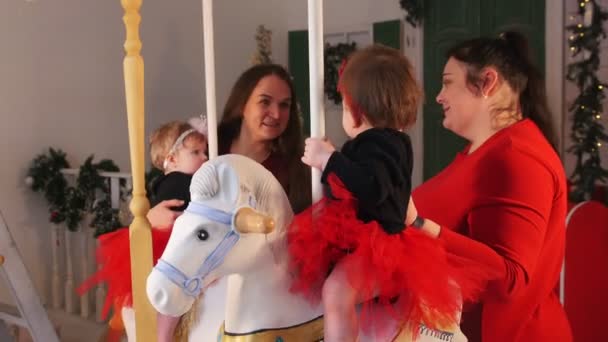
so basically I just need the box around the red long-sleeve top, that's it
[413,119,572,342]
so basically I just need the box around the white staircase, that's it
[0,210,109,342]
[0,210,60,342]
[0,169,132,341]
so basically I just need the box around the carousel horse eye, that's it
[196,228,209,241]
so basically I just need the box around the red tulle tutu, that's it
[287,174,488,334]
[77,227,172,319]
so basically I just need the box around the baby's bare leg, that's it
[323,255,370,342]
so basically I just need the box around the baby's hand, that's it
[301,137,335,170]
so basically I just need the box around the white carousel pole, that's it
[202,0,218,159]
[308,0,326,201]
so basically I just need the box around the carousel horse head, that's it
[146,154,293,317]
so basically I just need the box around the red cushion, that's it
[564,201,608,341]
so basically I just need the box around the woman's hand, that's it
[301,137,336,170]
[147,199,183,229]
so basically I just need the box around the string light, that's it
[568,0,608,203]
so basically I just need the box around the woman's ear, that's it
[480,67,500,98]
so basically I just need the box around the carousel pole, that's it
[120,0,157,340]
[307,0,326,202]
[202,0,218,159]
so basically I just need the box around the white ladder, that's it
[0,210,59,342]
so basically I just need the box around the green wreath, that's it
[324,42,357,105]
[399,0,424,28]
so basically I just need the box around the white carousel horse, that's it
[142,154,466,341]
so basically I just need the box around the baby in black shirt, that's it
[148,118,208,212]
[289,45,459,341]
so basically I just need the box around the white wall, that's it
[0,0,131,306]
[287,0,425,187]
[0,0,288,306]
[214,0,289,112]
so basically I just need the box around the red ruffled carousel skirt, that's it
[287,174,488,335]
[77,227,172,320]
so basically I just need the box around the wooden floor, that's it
[0,302,108,342]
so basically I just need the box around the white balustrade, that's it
[44,169,132,322]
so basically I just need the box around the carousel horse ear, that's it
[190,164,219,200]
[234,207,275,234]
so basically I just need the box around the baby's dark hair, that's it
[338,44,423,130]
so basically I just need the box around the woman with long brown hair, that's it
[148,64,311,224]
[218,63,311,213]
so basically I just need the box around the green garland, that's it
[27,148,126,236]
[324,42,357,105]
[567,0,608,203]
[90,198,124,238]
[399,0,424,28]
[26,148,70,224]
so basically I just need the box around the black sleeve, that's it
[322,140,408,206]
[152,173,192,211]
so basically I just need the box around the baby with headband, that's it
[148,117,208,214]
[79,117,209,342]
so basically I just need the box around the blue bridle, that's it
[153,201,243,297]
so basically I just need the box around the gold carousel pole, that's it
[120,0,157,340]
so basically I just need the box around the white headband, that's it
[162,115,208,170]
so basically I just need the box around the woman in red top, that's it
[410,32,573,341]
